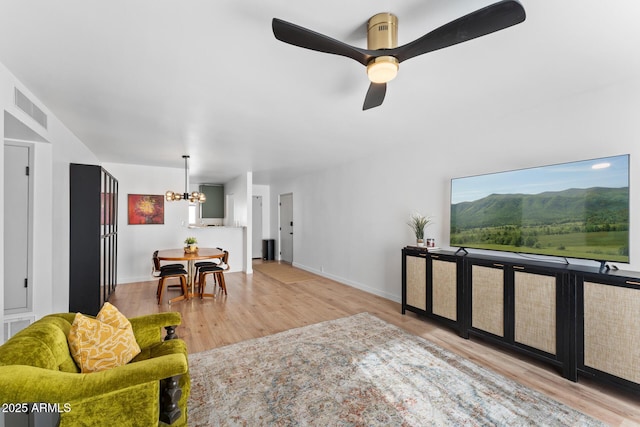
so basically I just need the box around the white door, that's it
[279,193,293,263]
[252,196,263,258]
[4,143,31,312]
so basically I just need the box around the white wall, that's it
[102,162,245,283]
[225,172,252,273]
[1,62,99,342]
[31,143,53,317]
[269,76,640,303]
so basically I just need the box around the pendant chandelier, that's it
[165,155,206,203]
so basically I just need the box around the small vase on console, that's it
[407,212,432,248]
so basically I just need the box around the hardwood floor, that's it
[110,261,640,426]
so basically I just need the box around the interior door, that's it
[252,196,263,258]
[4,143,30,312]
[279,193,293,263]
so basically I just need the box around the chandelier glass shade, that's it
[165,155,206,203]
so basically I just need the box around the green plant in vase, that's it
[184,236,198,253]
[407,212,432,247]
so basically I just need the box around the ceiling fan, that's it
[272,0,526,110]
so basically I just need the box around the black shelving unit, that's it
[69,163,118,315]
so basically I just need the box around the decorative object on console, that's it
[407,212,432,247]
[128,194,164,224]
[184,236,198,253]
[165,155,206,203]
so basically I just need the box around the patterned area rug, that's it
[253,262,315,284]
[188,313,604,426]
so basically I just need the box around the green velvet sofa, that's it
[0,311,190,426]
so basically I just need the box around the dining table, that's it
[157,247,225,298]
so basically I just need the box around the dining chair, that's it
[152,250,185,271]
[152,250,187,294]
[193,247,224,279]
[152,252,189,304]
[197,250,229,298]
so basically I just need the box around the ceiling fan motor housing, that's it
[367,12,398,50]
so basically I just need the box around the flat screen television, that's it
[450,154,630,264]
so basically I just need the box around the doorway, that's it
[4,142,32,313]
[279,193,293,263]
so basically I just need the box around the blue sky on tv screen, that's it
[451,155,629,205]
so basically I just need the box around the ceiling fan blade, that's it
[273,18,374,66]
[363,83,386,110]
[393,0,526,63]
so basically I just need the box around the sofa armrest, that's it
[129,312,182,348]
[0,352,188,404]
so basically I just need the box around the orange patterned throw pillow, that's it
[68,303,141,373]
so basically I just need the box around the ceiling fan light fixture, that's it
[367,56,399,83]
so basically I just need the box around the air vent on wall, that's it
[14,87,47,130]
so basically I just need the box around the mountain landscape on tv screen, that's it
[450,187,629,262]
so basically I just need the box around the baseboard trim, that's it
[292,262,401,303]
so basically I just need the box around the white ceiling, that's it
[0,1,639,184]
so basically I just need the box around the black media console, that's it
[402,246,640,393]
